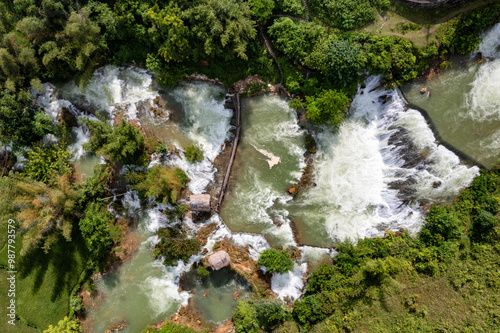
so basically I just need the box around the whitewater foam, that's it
[271,263,307,301]
[296,76,478,242]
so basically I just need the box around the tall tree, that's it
[2,173,78,255]
[183,0,257,60]
[147,3,189,63]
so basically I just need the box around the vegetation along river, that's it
[22,22,500,333]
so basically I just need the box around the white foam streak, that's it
[302,76,478,242]
[477,23,500,59]
[271,263,307,301]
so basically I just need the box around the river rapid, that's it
[26,23,500,332]
[402,23,500,169]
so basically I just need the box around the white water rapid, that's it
[290,76,479,243]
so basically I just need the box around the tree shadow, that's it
[17,226,89,302]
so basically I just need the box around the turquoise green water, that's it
[220,94,307,248]
[183,268,251,324]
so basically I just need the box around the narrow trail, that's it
[258,24,284,85]
[272,14,307,22]
[272,0,310,22]
[215,93,241,212]
[302,0,310,21]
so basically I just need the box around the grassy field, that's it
[363,0,498,46]
[310,241,500,332]
[0,227,88,332]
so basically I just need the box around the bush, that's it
[325,40,360,88]
[257,249,294,274]
[197,264,210,278]
[233,300,259,333]
[83,118,146,165]
[311,0,376,30]
[306,264,340,294]
[70,295,85,315]
[248,0,275,23]
[153,227,202,266]
[142,322,204,333]
[43,316,82,333]
[254,299,290,330]
[305,89,350,128]
[0,89,54,149]
[79,202,114,264]
[420,206,460,246]
[24,143,72,184]
[155,142,169,154]
[474,210,499,240]
[184,145,204,163]
[128,166,189,204]
[292,294,326,328]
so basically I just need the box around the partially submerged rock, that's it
[208,250,231,270]
[189,194,211,212]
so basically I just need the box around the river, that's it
[28,23,500,332]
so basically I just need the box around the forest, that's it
[0,0,500,332]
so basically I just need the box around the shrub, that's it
[197,264,210,278]
[325,40,360,88]
[292,294,326,328]
[43,316,82,333]
[254,299,290,330]
[233,300,259,333]
[79,202,114,264]
[305,89,350,128]
[142,322,203,333]
[257,249,294,274]
[0,89,54,149]
[83,118,146,165]
[153,227,202,266]
[184,145,204,163]
[129,166,189,204]
[248,0,275,23]
[155,142,169,154]
[420,206,460,246]
[474,210,499,240]
[70,295,85,314]
[312,0,376,30]
[24,143,72,184]
[306,264,341,294]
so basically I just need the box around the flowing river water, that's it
[27,23,500,332]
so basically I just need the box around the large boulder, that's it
[208,251,230,270]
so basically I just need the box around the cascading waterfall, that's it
[290,76,479,244]
[58,65,157,121]
[166,82,233,194]
[402,23,500,168]
[31,47,493,328]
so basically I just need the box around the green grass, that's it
[362,0,498,46]
[0,228,88,332]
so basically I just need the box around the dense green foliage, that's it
[305,89,350,128]
[184,144,204,163]
[79,203,114,265]
[43,316,82,333]
[24,143,71,184]
[234,298,290,332]
[83,118,145,165]
[257,248,294,274]
[127,166,188,204]
[325,40,360,88]
[0,89,53,148]
[153,227,202,266]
